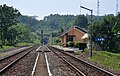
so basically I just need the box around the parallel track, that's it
[0,46,32,61]
[47,46,116,76]
[0,45,37,74]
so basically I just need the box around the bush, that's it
[57,42,63,46]
[0,43,3,48]
[75,42,87,51]
[68,41,75,47]
[55,38,61,44]
[75,42,79,48]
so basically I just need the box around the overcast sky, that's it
[0,0,119,20]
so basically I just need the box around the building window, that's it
[69,36,73,41]
[67,36,73,42]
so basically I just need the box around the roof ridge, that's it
[60,26,87,37]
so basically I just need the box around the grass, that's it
[0,46,15,51]
[88,51,120,71]
[74,50,84,55]
[74,48,88,55]
[16,42,34,46]
[0,42,37,51]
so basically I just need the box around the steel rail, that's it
[0,46,36,74]
[46,46,86,76]
[49,46,116,76]
[0,46,33,61]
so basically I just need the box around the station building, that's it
[59,26,89,46]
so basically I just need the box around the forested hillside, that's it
[19,15,39,32]
[18,14,104,44]
[19,14,104,34]
[0,4,105,47]
[17,13,120,52]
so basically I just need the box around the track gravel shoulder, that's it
[47,52,80,76]
[0,46,31,59]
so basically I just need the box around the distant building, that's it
[60,26,89,46]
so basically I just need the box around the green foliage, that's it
[54,38,61,44]
[75,42,87,50]
[6,25,19,45]
[88,14,120,53]
[19,15,39,32]
[18,14,105,45]
[43,14,76,30]
[16,23,40,44]
[74,15,88,28]
[68,41,75,47]
[57,42,63,46]
[0,4,111,47]
[16,42,33,46]
[0,46,15,51]
[0,4,21,45]
[74,50,83,55]
[89,51,120,71]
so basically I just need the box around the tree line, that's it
[0,4,40,47]
[1,4,119,53]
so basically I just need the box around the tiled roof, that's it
[60,26,87,37]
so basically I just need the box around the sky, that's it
[0,0,120,20]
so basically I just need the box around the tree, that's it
[19,15,39,32]
[16,23,40,44]
[6,25,19,45]
[88,14,120,53]
[74,15,88,28]
[0,4,21,45]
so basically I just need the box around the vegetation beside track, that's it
[0,42,37,51]
[74,50,84,55]
[73,49,120,71]
[88,51,120,71]
[0,46,15,51]
[16,42,34,46]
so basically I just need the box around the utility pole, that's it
[116,0,118,15]
[97,0,100,16]
[51,33,53,45]
[41,30,43,45]
[80,6,93,57]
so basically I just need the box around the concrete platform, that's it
[52,45,79,53]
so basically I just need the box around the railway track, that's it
[32,52,49,76]
[32,45,79,76]
[31,46,51,76]
[0,46,32,60]
[0,45,116,76]
[46,46,81,76]
[47,46,116,76]
[0,45,38,75]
